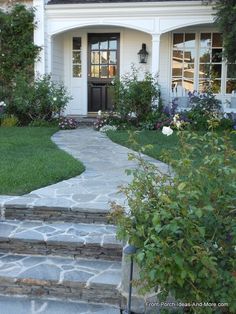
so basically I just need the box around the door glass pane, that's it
[100,65,108,78]
[109,65,117,78]
[109,51,117,64]
[73,65,81,77]
[100,40,108,50]
[91,51,99,64]
[73,51,81,64]
[91,39,99,50]
[100,51,108,64]
[73,37,81,50]
[91,65,100,78]
[109,39,117,49]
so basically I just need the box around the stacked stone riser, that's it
[4,207,110,224]
[0,240,122,261]
[0,279,122,305]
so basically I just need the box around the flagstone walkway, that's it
[0,127,168,212]
[0,127,168,313]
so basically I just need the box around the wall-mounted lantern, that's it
[138,43,148,64]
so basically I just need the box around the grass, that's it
[0,127,85,195]
[107,129,236,162]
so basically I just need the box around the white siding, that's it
[52,34,64,82]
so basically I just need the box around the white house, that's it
[5,0,236,114]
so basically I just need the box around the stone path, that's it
[0,127,167,313]
[0,295,120,314]
[0,128,167,213]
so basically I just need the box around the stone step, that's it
[0,220,122,261]
[0,295,120,314]
[0,253,123,306]
[3,199,111,224]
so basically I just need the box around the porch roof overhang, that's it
[45,0,215,36]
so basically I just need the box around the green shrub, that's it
[187,90,222,130]
[7,74,72,125]
[112,67,161,124]
[0,4,41,103]
[111,130,236,313]
[1,114,19,127]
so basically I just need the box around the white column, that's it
[33,0,45,76]
[46,34,52,74]
[151,34,161,76]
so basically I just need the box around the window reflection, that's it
[72,37,82,78]
[172,33,195,92]
[89,35,118,79]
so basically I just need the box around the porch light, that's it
[138,43,148,64]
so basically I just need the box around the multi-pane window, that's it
[172,31,235,94]
[199,33,223,93]
[72,37,82,77]
[89,35,118,79]
[172,33,196,91]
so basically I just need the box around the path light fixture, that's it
[121,244,137,314]
[138,43,148,64]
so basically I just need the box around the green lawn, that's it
[0,127,84,195]
[107,129,236,162]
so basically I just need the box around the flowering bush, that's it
[94,111,133,131]
[7,75,72,125]
[111,130,236,313]
[59,117,78,130]
[187,90,223,130]
[99,125,117,133]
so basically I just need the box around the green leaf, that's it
[177,182,186,191]
[195,208,203,218]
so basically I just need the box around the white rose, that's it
[97,110,102,116]
[162,126,173,136]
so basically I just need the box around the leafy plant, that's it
[111,130,236,313]
[1,114,19,127]
[112,67,161,124]
[7,74,72,125]
[0,4,41,102]
[203,0,236,63]
[187,90,222,130]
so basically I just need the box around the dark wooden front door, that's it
[88,33,120,112]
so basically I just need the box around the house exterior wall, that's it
[7,1,235,115]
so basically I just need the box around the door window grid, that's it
[172,32,235,94]
[72,37,82,78]
[90,36,118,79]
